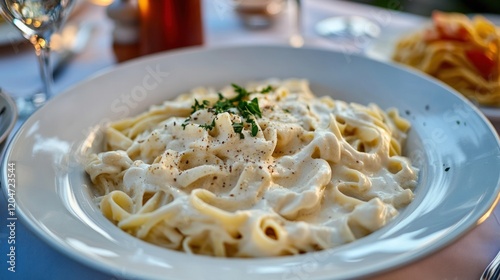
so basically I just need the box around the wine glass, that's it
[0,0,75,117]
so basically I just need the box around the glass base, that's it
[315,15,381,38]
[16,93,47,120]
[315,15,381,53]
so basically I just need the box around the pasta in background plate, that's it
[393,11,500,106]
[85,79,418,257]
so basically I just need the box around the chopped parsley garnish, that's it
[192,99,209,112]
[232,122,244,139]
[260,85,273,94]
[183,84,273,138]
[199,118,216,131]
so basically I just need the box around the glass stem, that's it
[289,0,304,47]
[33,36,52,107]
[295,0,301,35]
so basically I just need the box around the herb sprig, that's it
[182,84,273,138]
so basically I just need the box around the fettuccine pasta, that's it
[393,11,500,106]
[85,79,418,257]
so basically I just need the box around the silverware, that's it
[0,89,17,147]
[481,250,500,280]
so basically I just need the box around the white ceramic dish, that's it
[365,14,500,124]
[2,46,500,280]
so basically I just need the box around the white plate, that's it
[2,45,500,280]
[365,14,500,124]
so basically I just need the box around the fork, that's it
[481,250,500,280]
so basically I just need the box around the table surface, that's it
[0,1,499,279]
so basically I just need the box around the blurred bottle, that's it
[107,0,140,62]
[138,0,204,55]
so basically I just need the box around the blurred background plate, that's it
[365,14,500,61]
[365,14,500,130]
